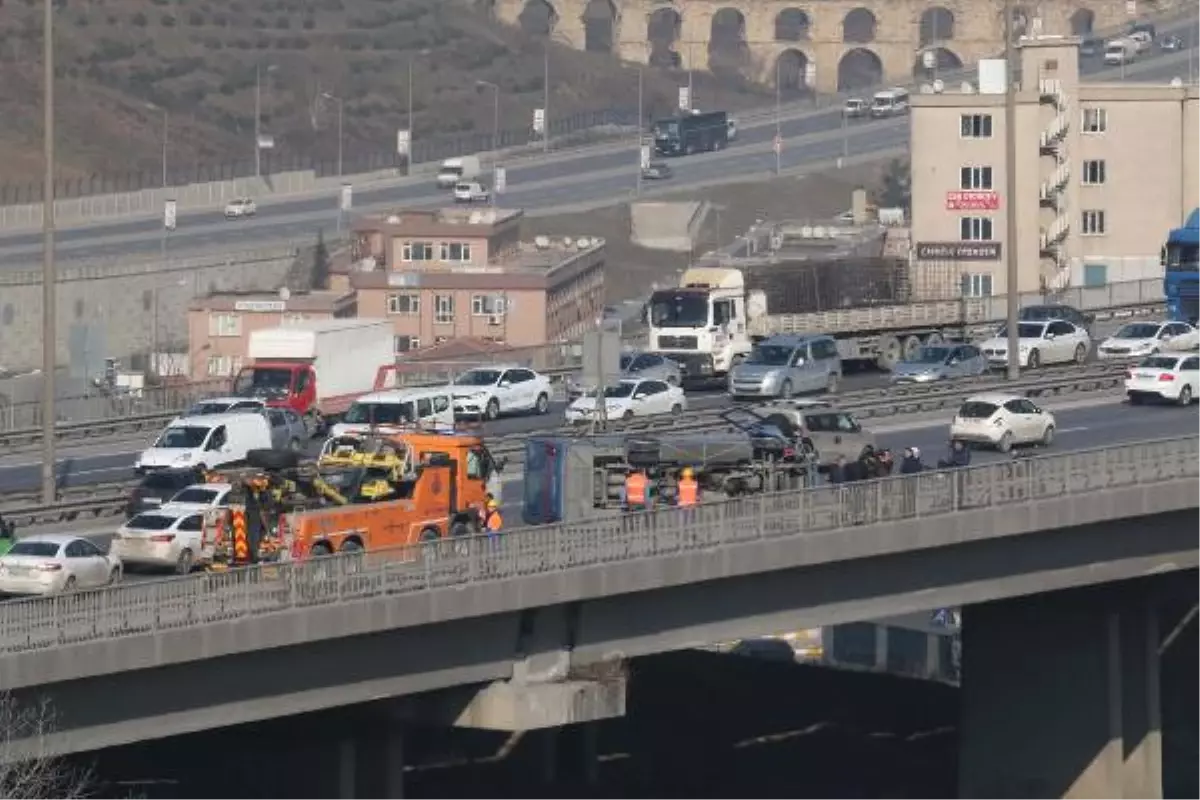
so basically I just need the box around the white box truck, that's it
[232,319,394,429]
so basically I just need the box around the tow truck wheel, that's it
[175,549,195,575]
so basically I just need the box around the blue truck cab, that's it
[1163,208,1199,324]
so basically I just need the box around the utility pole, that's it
[636,67,644,196]
[542,45,550,153]
[254,63,262,178]
[774,58,782,176]
[40,0,56,504]
[160,108,168,188]
[1003,0,1020,381]
[406,57,414,174]
[322,92,344,176]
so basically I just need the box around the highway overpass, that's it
[0,436,1196,798]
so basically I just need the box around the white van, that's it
[870,88,910,118]
[134,413,272,474]
[1104,39,1137,65]
[331,388,456,437]
[436,156,481,189]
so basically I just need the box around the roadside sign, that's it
[532,108,545,135]
[340,184,352,211]
[1125,0,1136,15]
[163,199,177,231]
[639,144,651,169]
[396,129,411,156]
[495,167,507,193]
[773,134,782,154]
[678,86,691,111]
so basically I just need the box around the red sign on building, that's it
[946,191,1001,211]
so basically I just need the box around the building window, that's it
[960,166,994,190]
[206,355,242,377]
[1083,263,1108,287]
[434,336,448,345]
[401,241,434,261]
[1081,209,1107,235]
[1082,107,1107,134]
[961,273,994,297]
[440,242,472,262]
[471,294,507,316]
[434,294,455,324]
[1082,160,1106,185]
[207,313,241,337]
[394,335,420,353]
[960,114,993,138]
[960,216,994,241]
[386,293,420,315]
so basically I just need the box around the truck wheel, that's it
[924,332,943,346]
[876,336,902,371]
[902,335,922,362]
[175,548,195,575]
[484,398,500,421]
[535,393,550,415]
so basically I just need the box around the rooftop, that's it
[188,290,357,314]
[353,207,524,238]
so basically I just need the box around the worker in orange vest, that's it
[677,467,699,507]
[624,470,649,512]
[483,498,503,541]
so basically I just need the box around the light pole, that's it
[40,0,56,504]
[1003,0,1020,380]
[636,67,644,196]
[476,80,500,205]
[146,103,168,187]
[253,63,276,178]
[774,57,782,176]
[542,45,550,153]
[322,92,344,176]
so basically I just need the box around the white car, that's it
[564,378,686,424]
[111,507,212,574]
[1098,321,1198,359]
[949,393,1057,452]
[161,482,233,512]
[449,365,553,421]
[224,197,257,219]
[979,319,1091,369]
[0,534,122,596]
[453,181,490,204]
[1125,353,1200,405]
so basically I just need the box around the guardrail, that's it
[0,435,1194,654]
[0,362,1134,524]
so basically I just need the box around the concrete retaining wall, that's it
[0,248,298,373]
[630,201,707,252]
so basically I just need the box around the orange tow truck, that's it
[203,430,502,566]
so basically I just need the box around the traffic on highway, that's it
[0,19,1194,265]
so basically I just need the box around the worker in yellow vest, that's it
[677,467,699,508]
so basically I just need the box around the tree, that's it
[0,694,92,798]
[877,157,911,212]
[312,228,330,291]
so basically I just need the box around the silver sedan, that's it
[890,344,988,384]
[567,351,683,399]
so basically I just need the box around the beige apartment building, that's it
[349,207,606,353]
[186,290,356,379]
[910,36,1198,298]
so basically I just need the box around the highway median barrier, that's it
[0,362,1136,526]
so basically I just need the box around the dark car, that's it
[1079,37,1102,57]
[641,161,673,180]
[1019,303,1095,333]
[125,468,203,518]
[1160,34,1183,51]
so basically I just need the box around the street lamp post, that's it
[636,67,644,196]
[774,58,782,176]
[40,0,56,504]
[476,80,500,206]
[253,63,276,179]
[322,92,345,176]
[542,46,550,153]
[1003,0,1020,381]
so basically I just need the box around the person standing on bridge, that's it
[482,496,503,542]
[676,467,699,508]
[623,469,649,513]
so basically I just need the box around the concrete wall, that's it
[0,248,299,373]
[630,201,709,252]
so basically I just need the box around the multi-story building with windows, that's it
[910,35,1198,298]
[348,207,606,355]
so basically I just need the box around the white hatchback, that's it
[111,508,212,574]
[0,534,122,596]
[1098,321,1198,359]
[223,197,257,219]
[949,393,1057,452]
[564,378,686,424]
[1125,353,1200,405]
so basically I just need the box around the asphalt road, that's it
[16,395,1193,588]
[0,29,1194,265]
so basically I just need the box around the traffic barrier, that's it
[0,363,1135,524]
[0,435,1194,654]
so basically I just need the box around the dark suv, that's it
[125,468,203,518]
[1019,304,1095,333]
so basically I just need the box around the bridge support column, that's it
[334,726,406,798]
[540,722,600,787]
[959,582,1162,799]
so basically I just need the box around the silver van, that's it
[728,334,842,399]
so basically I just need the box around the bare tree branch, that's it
[0,694,93,799]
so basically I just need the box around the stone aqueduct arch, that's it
[496,0,1127,93]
